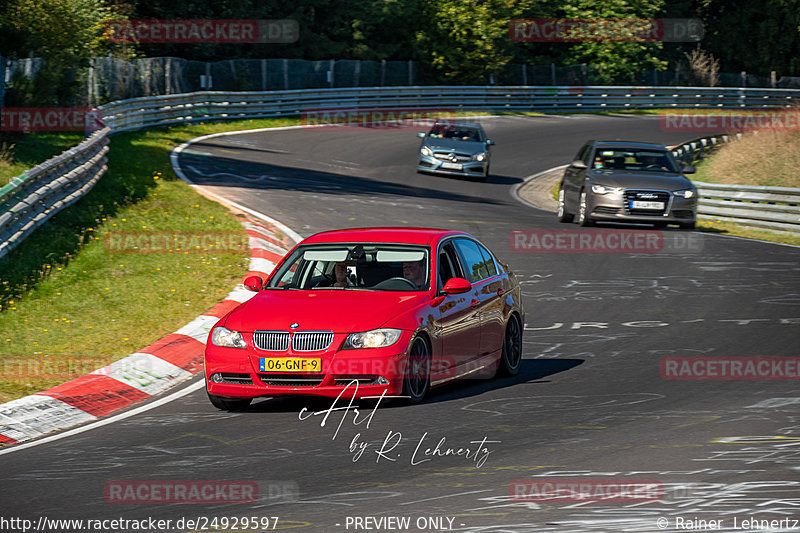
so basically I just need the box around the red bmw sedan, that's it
[205,227,524,410]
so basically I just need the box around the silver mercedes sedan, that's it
[416,121,494,181]
[558,140,698,229]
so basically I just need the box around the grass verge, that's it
[1,133,86,185]
[692,130,800,188]
[697,219,800,246]
[0,117,299,403]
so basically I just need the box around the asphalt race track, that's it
[2,115,799,533]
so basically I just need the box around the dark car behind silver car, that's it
[558,140,698,229]
[417,121,494,180]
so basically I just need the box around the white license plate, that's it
[441,162,462,170]
[630,201,664,210]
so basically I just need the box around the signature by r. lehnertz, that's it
[297,381,500,468]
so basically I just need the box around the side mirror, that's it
[417,132,426,138]
[571,160,587,169]
[442,277,472,295]
[682,165,696,174]
[243,276,263,292]
[486,139,495,146]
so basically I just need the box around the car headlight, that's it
[674,189,695,198]
[591,184,621,195]
[420,146,433,157]
[474,152,487,162]
[343,328,402,349]
[211,326,246,349]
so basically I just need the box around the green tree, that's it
[693,0,800,77]
[414,0,518,84]
[1,0,131,105]
[557,0,668,84]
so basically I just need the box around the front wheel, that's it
[403,337,431,403]
[679,221,696,230]
[499,315,522,377]
[207,392,252,411]
[557,187,574,223]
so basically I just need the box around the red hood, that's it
[223,289,430,333]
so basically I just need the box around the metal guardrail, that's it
[97,86,800,133]
[0,128,110,259]
[670,135,800,233]
[2,85,800,258]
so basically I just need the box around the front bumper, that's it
[587,189,697,224]
[205,332,412,400]
[417,154,487,177]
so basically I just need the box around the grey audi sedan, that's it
[416,121,494,180]
[558,140,698,229]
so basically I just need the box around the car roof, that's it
[593,140,668,150]
[433,121,484,130]
[301,227,471,246]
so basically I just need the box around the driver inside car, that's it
[332,261,350,287]
[639,154,670,171]
[402,259,426,288]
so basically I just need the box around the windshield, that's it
[427,124,483,142]
[592,148,680,173]
[268,243,430,291]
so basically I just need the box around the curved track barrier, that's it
[0,127,110,259]
[2,85,800,257]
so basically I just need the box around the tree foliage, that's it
[0,0,797,95]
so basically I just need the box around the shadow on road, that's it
[244,358,584,413]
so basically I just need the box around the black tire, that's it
[499,314,522,377]
[578,190,594,227]
[402,336,431,403]
[557,186,574,223]
[653,222,667,229]
[207,392,252,411]
[679,221,696,230]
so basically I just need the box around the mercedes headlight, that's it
[674,189,694,198]
[420,146,433,157]
[211,326,246,349]
[474,152,487,162]
[343,328,402,349]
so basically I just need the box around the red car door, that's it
[452,238,504,360]
[430,241,481,385]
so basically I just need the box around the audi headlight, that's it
[211,326,246,349]
[420,146,433,157]
[343,328,402,349]
[474,152,487,162]
[591,184,620,195]
[674,189,695,198]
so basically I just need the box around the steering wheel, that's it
[312,273,336,288]
[645,164,663,170]
[374,277,418,289]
